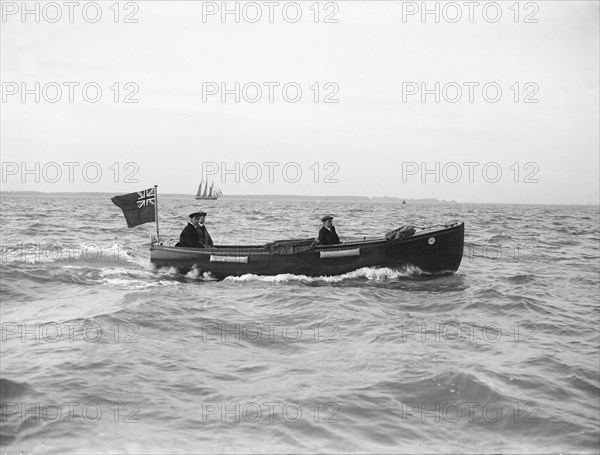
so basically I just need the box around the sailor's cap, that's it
[189,211,207,218]
[321,215,334,222]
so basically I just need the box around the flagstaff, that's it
[154,184,160,243]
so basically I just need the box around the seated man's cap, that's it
[189,211,207,218]
[321,215,334,222]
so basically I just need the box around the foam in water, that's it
[97,267,182,289]
[185,267,219,281]
[225,266,422,283]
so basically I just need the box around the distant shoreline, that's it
[1,191,597,205]
[0,191,449,203]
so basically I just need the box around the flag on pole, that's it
[111,187,156,228]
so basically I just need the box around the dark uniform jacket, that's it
[318,226,340,245]
[197,224,214,247]
[177,223,204,248]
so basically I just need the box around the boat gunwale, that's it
[150,223,463,255]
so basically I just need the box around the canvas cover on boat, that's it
[385,226,416,241]
[264,238,316,255]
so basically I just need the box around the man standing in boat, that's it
[176,212,213,248]
[318,215,341,245]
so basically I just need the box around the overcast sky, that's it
[1,1,598,204]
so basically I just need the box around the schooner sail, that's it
[195,181,222,200]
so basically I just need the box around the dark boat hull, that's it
[150,223,464,279]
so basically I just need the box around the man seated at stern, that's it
[318,215,341,245]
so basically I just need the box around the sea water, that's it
[1,195,598,453]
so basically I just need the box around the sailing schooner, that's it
[195,181,222,200]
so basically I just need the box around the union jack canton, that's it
[137,188,156,208]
